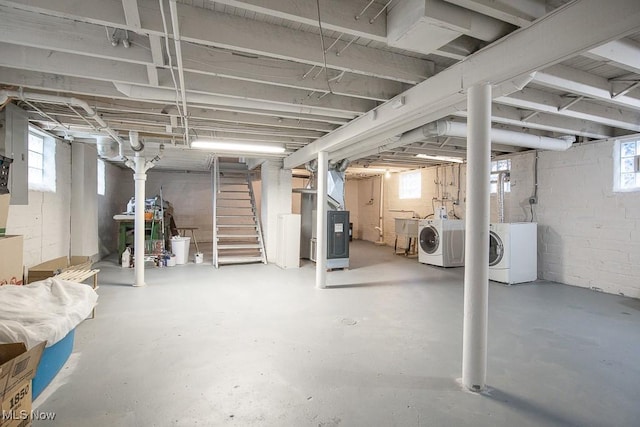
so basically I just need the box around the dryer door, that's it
[489,231,504,266]
[420,226,439,254]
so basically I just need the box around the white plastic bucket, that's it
[194,252,203,264]
[171,236,191,264]
[166,255,176,267]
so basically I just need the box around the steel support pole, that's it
[462,83,491,391]
[315,151,328,289]
[133,152,147,287]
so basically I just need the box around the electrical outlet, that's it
[529,196,538,205]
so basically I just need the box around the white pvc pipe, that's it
[462,83,491,392]
[133,152,147,287]
[113,83,357,120]
[169,0,190,144]
[315,151,328,289]
[437,120,575,150]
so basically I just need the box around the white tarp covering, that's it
[0,278,98,348]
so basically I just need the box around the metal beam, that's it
[584,38,640,75]
[285,0,640,168]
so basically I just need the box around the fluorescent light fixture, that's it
[415,154,464,163]
[191,140,285,154]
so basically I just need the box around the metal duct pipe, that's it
[128,130,144,151]
[96,136,119,159]
[0,89,127,156]
[432,120,575,150]
[114,83,358,120]
[169,0,190,145]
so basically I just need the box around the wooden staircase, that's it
[212,159,267,268]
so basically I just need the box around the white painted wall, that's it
[98,162,130,258]
[349,142,640,298]
[6,140,72,267]
[70,143,99,257]
[260,161,292,262]
[144,170,213,245]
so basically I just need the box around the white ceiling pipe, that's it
[434,120,575,150]
[338,117,573,162]
[113,83,359,120]
[168,0,190,145]
[128,130,144,151]
[0,89,128,156]
[96,135,119,159]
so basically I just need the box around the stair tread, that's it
[217,235,259,239]
[218,244,261,249]
[216,224,257,228]
[216,214,256,217]
[217,255,264,264]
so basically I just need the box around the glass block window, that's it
[28,128,56,192]
[490,159,511,193]
[399,170,421,199]
[615,139,640,192]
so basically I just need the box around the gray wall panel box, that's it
[0,104,28,205]
[327,210,349,269]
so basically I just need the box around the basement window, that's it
[28,128,56,192]
[614,138,640,192]
[97,159,106,196]
[490,159,511,193]
[399,170,421,199]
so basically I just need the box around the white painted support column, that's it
[315,151,328,289]
[260,160,292,262]
[133,152,147,287]
[462,83,492,392]
[70,142,99,257]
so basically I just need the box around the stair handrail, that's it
[212,156,219,268]
[247,172,268,264]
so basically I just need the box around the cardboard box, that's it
[0,194,9,237]
[0,342,46,427]
[27,256,92,284]
[0,236,23,286]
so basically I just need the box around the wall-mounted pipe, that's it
[0,89,128,158]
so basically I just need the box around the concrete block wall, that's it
[6,140,72,268]
[98,162,131,258]
[349,140,640,298]
[144,170,214,245]
[534,140,640,298]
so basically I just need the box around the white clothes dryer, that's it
[418,219,465,267]
[489,222,537,284]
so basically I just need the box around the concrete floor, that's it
[33,240,640,426]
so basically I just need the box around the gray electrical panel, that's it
[327,210,349,268]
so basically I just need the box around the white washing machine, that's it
[489,222,537,284]
[418,219,465,267]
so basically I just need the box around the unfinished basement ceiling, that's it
[0,0,639,171]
